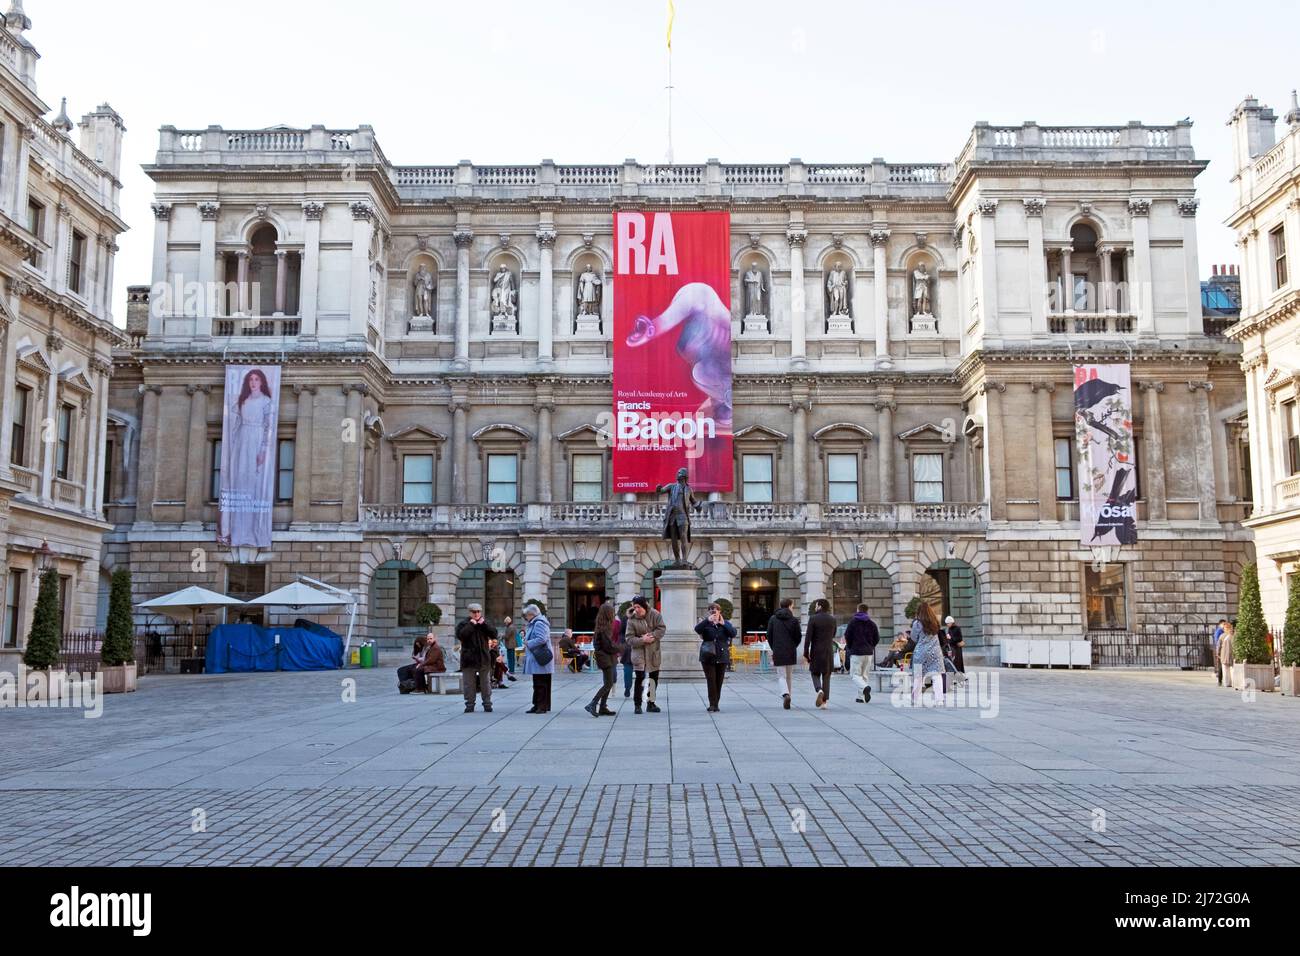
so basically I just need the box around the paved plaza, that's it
[2,666,1299,866]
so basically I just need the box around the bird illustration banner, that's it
[1074,364,1137,546]
[218,364,281,549]
[612,211,733,492]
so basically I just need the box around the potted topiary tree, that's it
[415,602,442,628]
[100,568,138,693]
[22,568,65,702]
[1280,574,1300,697]
[711,597,734,621]
[522,598,548,618]
[1233,563,1274,693]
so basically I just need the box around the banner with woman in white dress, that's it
[218,365,281,549]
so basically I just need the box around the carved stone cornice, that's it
[151,202,172,221]
[198,202,220,221]
[1128,198,1152,217]
[1186,381,1214,393]
[342,382,371,397]
[1022,198,1046,217]
[978,381,1007,395]
[872,399,897,413]
[89,357,113,379]
[141,384,163,396]
[302,201,325,221]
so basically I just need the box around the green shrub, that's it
[101,568,135,666]
[22,569,62,670]
[1234,563,1271,666]
[711,597,734,621]
[523,598,548,618]
[1282,574,1300,669]
[415,603,442,628]
[904,596,922,620]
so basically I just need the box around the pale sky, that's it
[32,0,1300,320]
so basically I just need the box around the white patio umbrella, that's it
[136,586,246,655]
[245,577,358,664]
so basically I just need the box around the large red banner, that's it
[612,211,733,492]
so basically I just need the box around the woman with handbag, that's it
[585,603,621,717]
[695,603,736,713]
[522,603,554,713]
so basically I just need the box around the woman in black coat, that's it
[766,597,803,709]
[695,604,736,713]
[944,616,965,672]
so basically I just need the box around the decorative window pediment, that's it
[388,424,448,444]
[813,422,875,443]
[58,367,94,397]
[557,423,611,445]
[472,423,533,444]
[897,422,951,443]
[734,423,788,442]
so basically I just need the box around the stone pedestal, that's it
[491,313,517,333]
[574,313,602,335]
[657,569,704,681]
[910,313,938,335]
[827,315,853,334]
[408,315,434,334]
[743,314,769,335]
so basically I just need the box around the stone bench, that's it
[426,672,463,695]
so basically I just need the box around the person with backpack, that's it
[766,597,802,710]
[585,603,621,717]
[695,602,736,713]
[844,604,880,704]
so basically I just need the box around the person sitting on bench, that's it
[878,634,916,669]
[559,629,589,673]
[398,633,443,694]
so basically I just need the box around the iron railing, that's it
[1089,624,1213,669]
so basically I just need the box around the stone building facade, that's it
[1226,91,1300,632]
[0,3,127,670]
[109,115,1253,663]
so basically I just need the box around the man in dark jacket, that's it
[766,598,802,710]
[455,602,498,713]
[843,604,880,704]
[803,598,838,708]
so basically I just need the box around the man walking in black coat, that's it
[803,598,838,709]
[766,597,802,710]
[455,602,499,713]
[843,604,881,704]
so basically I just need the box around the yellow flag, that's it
[667,0,675,50]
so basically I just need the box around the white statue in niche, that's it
[576,266,603,316]
[412,264,435,318]
[490,265,518,332]
[912,263,932,316]
[826,264,850,317]
[743,261,766,317]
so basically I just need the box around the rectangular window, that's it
[11,384,29,468]
[486,454,518,504]
[1055,437,1075,500]
[402,454,434,504]
[58,574,70,635]
[827,453,859,503]
[397,569,427,627]
[831,568,861,627]
[275,439,295,502]
[1084,564,1128,631]
[485,569,515,626]
[226,564,266,626]
[572,453,603,502]
[1285,400,1300,477]
[69,230,87,295]
[742,454,773,502]
[912,453,944,502]
[55,404,73,480]
[26,198,43,239]
[3,569,23,649]
[1271,225,1288,290]
[209,439,222,501]
[1072,273,1089,311]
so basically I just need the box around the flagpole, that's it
[666,0,675,164]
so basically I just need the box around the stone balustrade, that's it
[954,120,1194,180]
[1277,474,1300,508]
[360,500,990,534]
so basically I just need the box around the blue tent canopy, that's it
[205,623,344,674]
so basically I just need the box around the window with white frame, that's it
[826,453,859,502]
[572,453,603,502]
[742,454,774,502]
[1271,225,1288,291]
[1055,437,1075,500]
[487,454,519,504]
[402,455,434,504]
[912,453,944,502]
[1284,399,1299,477]
[55,404,73,480]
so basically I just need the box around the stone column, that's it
[1033,382,1057,520]
[536,228,556,367]
[450,397,468,503]
[875,399,896,503]
[524,539,545,608]
[181,385,210,524]
[453,230,474,370]
[983,382,1007,520]
[274,250,289,316]
[300,202,323,337]
[1098,246,1115,313]
[196,202,218,337]
[791,390,810,502]
[1024,200,1048,332]
[787,227,808,366]
[1178,199,1202,335]
[81,369,101,513]
[341,384,365,522]
[235,250,250,315]
[12,127,31,224]
[149,203,171,337]
[102,239,117,326]
[136,384,162,523]
[1140,382,1168,522]
[1130,199,1154,335]
[1190,381,1218,523]
[39,336,60,502]
[349,203,374,337]
[535,397,554,503]
[92,361,111,515]
[976,199,1000,335]
[710,539,731,605]
[803,538,826,606]
[1060,246,1074,312]
[617,539,638,604]
[870,228,890,358]
[0,301,19,477]
[291,385,315,526]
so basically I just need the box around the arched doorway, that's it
[830,559,894,641]
[548,559,609,636]
[640,560,708,619]
[369,560,429,640]
[455,560,518,630]
[739,559,798,637]
[917,558,982,644]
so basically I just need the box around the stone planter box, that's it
[1232,663,1274,693]
[24,668,68,702]
[1280,666,1300,697]
[100,662,138,694]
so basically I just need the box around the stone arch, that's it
[814,242,864,271]
[484,246,525,336]
[916,555,983,647]
[733,247,774,324]
[399,245,446,274]
[454,558,520,629]
[368,558,430,639]
[737,557,799,636]
[563,243,612,271]
[548,558,612,635]
[235,210,294,245]
[828,557,895,640]
[1059,211,1114,245]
